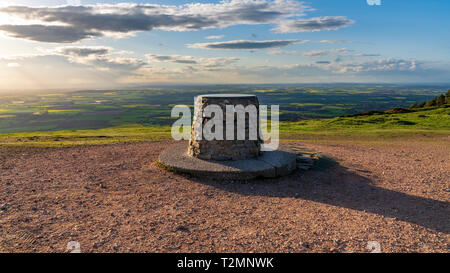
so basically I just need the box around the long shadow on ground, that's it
[187,156,449,234]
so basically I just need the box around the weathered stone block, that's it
[188,94,263,161]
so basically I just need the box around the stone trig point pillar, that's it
[158,94,297,180]
[188,94,262,161]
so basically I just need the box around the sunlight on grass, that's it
[0,125,172,147]
[254,89,278,93]
[0,106,448,148]
[289,103,324,107]
[47,109,83,113]
[121,104,161,108]
[38,94,66,97]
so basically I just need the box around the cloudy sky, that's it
[0,0,449,89]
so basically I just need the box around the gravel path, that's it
[0,138,448,253]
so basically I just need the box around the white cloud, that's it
[189,39,308,50]
[267,49,297,55]
[338,58,418,73]
[275,16,354,33]
[7,62,20,67]
[224,58,448,83]
[0,1,314,43]
[146,54,239,68]
[1,52,448,87]
[55,46,111,57]
[320,40,353,44]
[206,35,224,39]
[302,48,350,57]
[353,53,381,57]
[53,46,145,71]
[129,55,447,84]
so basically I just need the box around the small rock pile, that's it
[285,144,319,170]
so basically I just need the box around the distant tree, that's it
[411,91,450,108]
[436,94,446,106]
[431,97,438,106]
[425,97,437,107]
[410,101,419,108]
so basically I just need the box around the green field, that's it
[0,84,448,147]
[0,84,445,134]
[0,106,448,147]
[281,106,450,142]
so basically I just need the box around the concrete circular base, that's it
[158,143,297,180]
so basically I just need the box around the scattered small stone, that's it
[175,225,190,233]
[0,139,446,252]
[300,242,310,248]
[204,192,215,198]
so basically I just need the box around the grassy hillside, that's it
[0,106,448,147]
[281,106,449,141]
[0,125,172,147]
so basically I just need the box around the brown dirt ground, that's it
[0,138,449,253]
